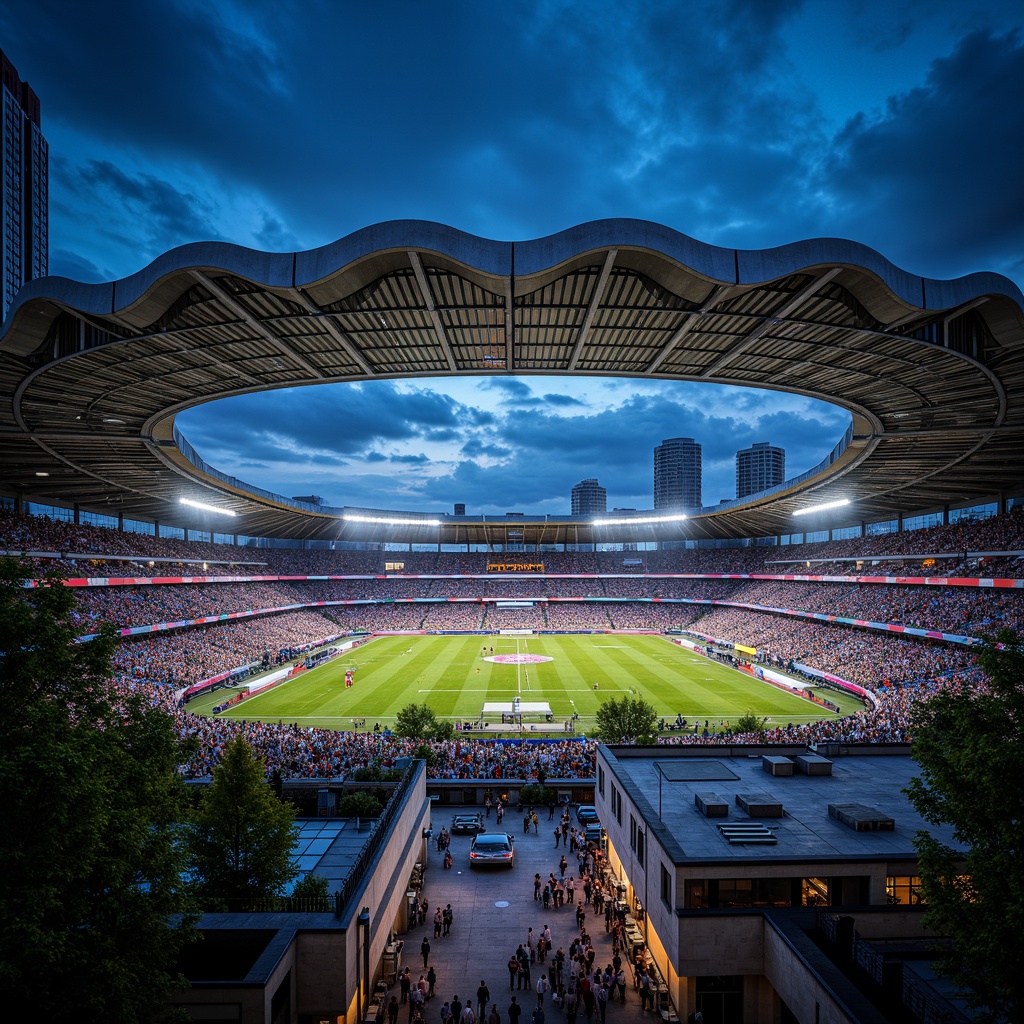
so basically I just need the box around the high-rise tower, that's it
[736,442,785,498]
[571,478,607,515]
[1,49,47,322]
[653,437,702,509]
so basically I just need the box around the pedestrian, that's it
[488,1006,501,1024]
[402,968,412,1004]
[596,985,607,1023]
[461,1003,477,1024]
[536,974,548,1009]
[434,907,443,938]
[422,936,431,968]
[508,954,520,990]
[542,886,551,909]
[444,849,453,870]
[477,981,491,1020]
[559,855,568,878]
[507,996,522,1024]
[443,904,453,937]
[410,984,425,1022]
[427,966,437,1000]
[388,996,400,1024]
[531,811,539,834]
[566,876,575,903]
[440,1002,452,1024]
[527,927,535,963]
[534,873,542,900]
[532,1008,545,1024]
[565,987,578,1024]
[553,827,561,848]
[451,996,463,1022]
[615,969,626,1004]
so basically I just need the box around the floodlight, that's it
[793,498,850,516]
[179,497,237,517]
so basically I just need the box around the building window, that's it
[598,765,605,798]
[660,865,672,907]
[628,816,644,865]
[886,875,924,906]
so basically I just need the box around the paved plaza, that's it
[395,817,658,1024]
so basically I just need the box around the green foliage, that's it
[520,783,556,805]
[336,792,383,817]
[735,711,769,734]
[905,628,1024,1022]
[350,763,406,783]
[432,718,455,741]
[0,558,196,1023]
[186,735,299,910]
[395,702,441,739]
[412,742,438,765]
[289,872,332,910]
[593,695,659,744]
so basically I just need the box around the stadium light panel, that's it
[592,513,688,526]
[343,514,443,527]
[793,498,850,516]
[179,497,237,517]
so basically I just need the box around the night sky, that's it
[4,1,1021,515]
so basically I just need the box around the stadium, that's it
[3,221,1024,1024]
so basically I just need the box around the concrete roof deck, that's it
[603,746,963,864]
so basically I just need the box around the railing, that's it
[333,762,418,916]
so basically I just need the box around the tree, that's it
[186,734,299,909]
[0,558,196,1023]
[904,627,1024,1022]
[395,701,442,739]
[594,695,659,744]
[735,711,769,735]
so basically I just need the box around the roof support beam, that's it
[568,249,617,371]
[294,290,375,376]
[644,284,735,374]
[700,268,842,378]
[409,251,458,372]
[189,271,324,379]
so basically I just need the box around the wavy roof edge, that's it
[3,219,1022,337]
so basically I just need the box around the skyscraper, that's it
[653,437,702,509]
[736,441,785,498]
[571,478,607,515]
[1,49,47,323]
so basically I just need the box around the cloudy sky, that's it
[3,1,1021,514]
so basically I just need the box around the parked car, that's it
[451,813,486,834]
[576,804,599,825]
[584,822,605,844]
[469,831,515,868]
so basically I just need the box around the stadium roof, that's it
[1,219,1023,546]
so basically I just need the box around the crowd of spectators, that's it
[5,505,1022,781]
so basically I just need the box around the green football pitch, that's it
[186,633,864,734]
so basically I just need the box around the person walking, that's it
[476,981,491,1020]
[451,996,463,1022]
[536,974,548,1009]
[508,954,520,990]
[443,904,453,937]
[388,996,400,1024]
[488,1005,501,1024]
[559,855,568,878]
[534,873,543,899]
[434,907,443,938]
[440,1002,452,1024]
[401,968,412,1004]
[422,936,431,968]
[507,996,522,1024]
[596,985,607,1024]
[427,966,437,1000]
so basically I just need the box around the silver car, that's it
[469,831,515,868]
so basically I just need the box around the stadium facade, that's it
[1,220,1022,551]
